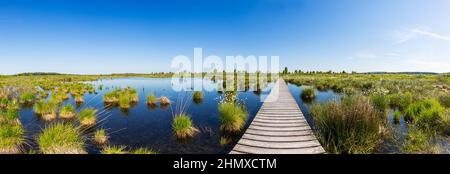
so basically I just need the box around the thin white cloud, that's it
[394,27,450,44]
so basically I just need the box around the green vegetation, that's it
[193,91,203,103]
[310,95,382,154]
[60,104,75,119]
[402,128,441,154]
[34,100,58,121]
[101,146,128,154]
[393,110,402,124]
[131,147,157,154]
[404,99,447,131]
[371,94,388,115]
[301,87,316,100]
[172,114,198,139]
[77,108,97,126]
[103,87,138,109]
[37,123,85,154]
[0,123,25,154]
[146,93,157,105]
[93,129,108,145]
[388,92,413,110]
[218,102,248,133]
[20,92,35,104]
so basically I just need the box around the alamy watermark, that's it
[170,48,280,101]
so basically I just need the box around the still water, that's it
[19,78,273,154]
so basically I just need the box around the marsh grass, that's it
[218,102,248,133]
[77,108,97,126]
[192,91,203,103]
[33,100,58,121]
[37,123,86,154]
[310,95,382,154]
[131,147,157,154]
[404,99,447,132]
[60,104,75,119]
[172,114,198,139]
[19,92,35,104]
[0,123,25,154]
[146,93,157,106]
[101,146,128,154]
[371,94,388,117]
[301,87,316,100]
[393,110,401,124]
[402,127,441,154]
[93,129,108,145]
[388,92,413,111]
[118,94,131,109]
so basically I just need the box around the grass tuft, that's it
[218,102,248,133]
[310,95,382,154]
[172,114,198,139]
[77,108,97,126]
[37,123,85,154]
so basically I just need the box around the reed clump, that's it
[218,102,248,133]
[37,123,86,154]
[172,114,198,139]
[77,108,97,126]
[59,104,75,119]
[310,95,382,154]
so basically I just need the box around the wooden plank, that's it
[232,144,325,154]
[230,78,325,154]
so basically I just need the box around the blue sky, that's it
[0,0,449,74]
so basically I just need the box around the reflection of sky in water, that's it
[20,78,273,154]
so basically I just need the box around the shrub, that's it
[172,114,198,139]
[310,95,382,154]
[218,102,248,133]
[37,123,85,154]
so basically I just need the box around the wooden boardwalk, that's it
[230,78,325,154]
